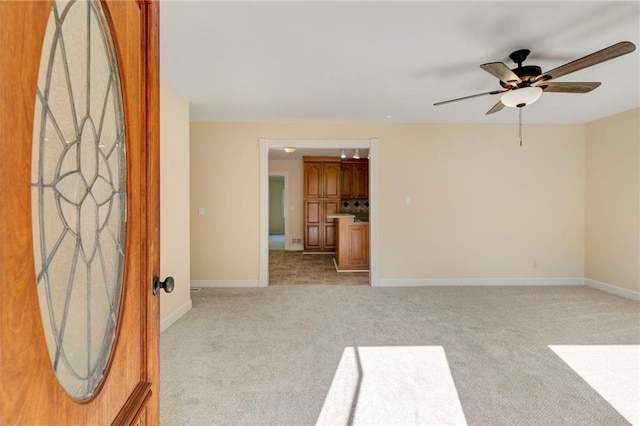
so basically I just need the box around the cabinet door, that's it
[348,226,369,265]
[323,163,341,198]
[324,200,339,217]
[323,200,339,250]
[304,200,322,250]
[305,225,322,250]
[324,224,336,250]
[340,164,353,199]
[304,162,322,198]
[353,163,368,199]
[305,200,322,225]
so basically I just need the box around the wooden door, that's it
[0,0,160,424]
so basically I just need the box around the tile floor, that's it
[268,250,369,285]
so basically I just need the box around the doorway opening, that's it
[259,139,379,287]
[269,174,287,250]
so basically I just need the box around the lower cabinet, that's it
[324,223,335,250]
[304,200,339,251]
[304,224,321,250]
[334,217,369,270]
[347,226,368,266]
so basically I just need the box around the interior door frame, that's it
[259,138,379,287]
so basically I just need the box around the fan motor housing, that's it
[499,65,542,88]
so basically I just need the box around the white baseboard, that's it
[191,280,259,288]
[585,278,640,301]
[160,300,192,333]
[377,277,585,287]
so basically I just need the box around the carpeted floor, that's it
[160,285,640,425]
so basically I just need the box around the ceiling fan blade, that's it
[486,101,505,115]
[535,41,636,82]
[537,82,601,93]
[434,89,506,106]
[479,62,522,86]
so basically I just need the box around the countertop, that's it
[326,213,355,219]
[327,214,369,225]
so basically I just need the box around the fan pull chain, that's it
[519,107,523,147]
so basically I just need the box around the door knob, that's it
[153,276,175,295]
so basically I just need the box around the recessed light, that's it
[386,115,392,119]
[283,147,296,153]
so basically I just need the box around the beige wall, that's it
[269,159,304,245]
[585,108,640,293]
[191,122,586,282]
[160,80,191,328]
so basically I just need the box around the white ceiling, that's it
[160,1,640,125]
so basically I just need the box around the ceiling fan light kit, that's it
[501,86,543,108]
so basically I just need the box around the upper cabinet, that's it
[323,162,341,198]
[340,159,368,199]
[304,162,322,198]
[303,157,341,199]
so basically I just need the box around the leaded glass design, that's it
[31,0,127,400]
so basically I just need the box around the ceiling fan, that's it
[434,41,637,115]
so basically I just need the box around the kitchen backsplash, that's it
[340,199,369,213]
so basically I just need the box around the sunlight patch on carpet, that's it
[549,345,640,425]
[316,346,467,426]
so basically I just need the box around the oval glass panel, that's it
[31,0,127,400]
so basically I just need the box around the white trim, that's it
[160,300,192,333]
[585,278,640,301]
[259,138,379,287]
[259,139,269,287]
[368,139,379,285]
[377,277,585,287]
[191,280,259,288]
[269,171,289,249]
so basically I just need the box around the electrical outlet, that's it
[532,259,538,268]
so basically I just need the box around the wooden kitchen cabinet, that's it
[340,164,353,199]
[323,200,339,250]
[304,162,322,198]
[304,199,338,250]
[304,159,341,198]
[334,216,369,271]
[340,159,368,199]
[304,157,341,252]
